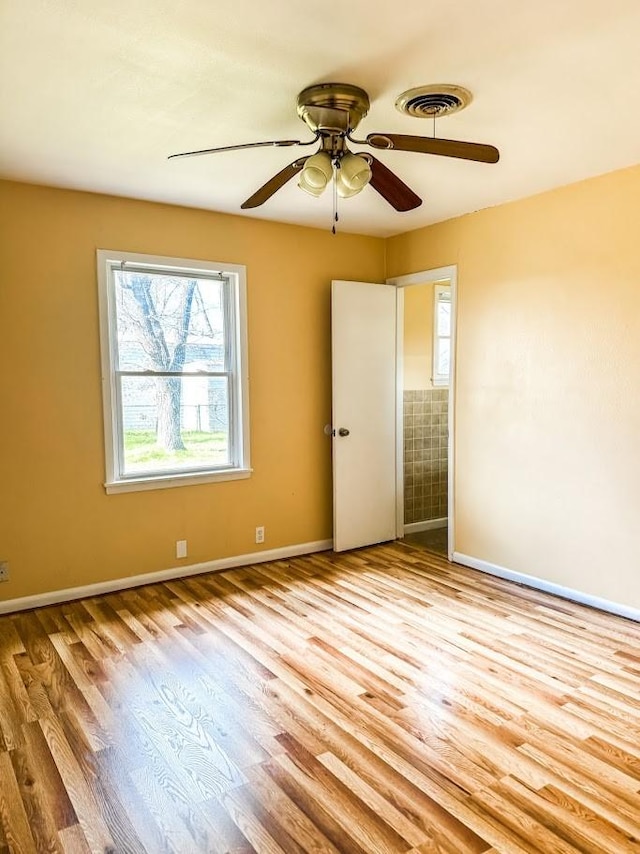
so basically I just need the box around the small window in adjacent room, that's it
[433,283,451,387]
[97,250,250,493]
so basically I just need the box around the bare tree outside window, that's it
[118,274,197,450]
[113,270,229,474]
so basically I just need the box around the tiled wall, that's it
[403,389,449,524]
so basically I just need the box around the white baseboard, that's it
[453,552,640,624]
[0,539,334,616]
[404,518,448,534]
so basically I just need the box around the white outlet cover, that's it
[176,540,188,559]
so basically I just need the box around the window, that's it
[433,283,451,387]
[97,250,250,493]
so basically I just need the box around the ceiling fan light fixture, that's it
[299,151,333,191]
[335,170,363,199]
[297,175,324,197]
[339,153,372,191]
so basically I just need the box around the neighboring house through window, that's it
[97,250,250,493]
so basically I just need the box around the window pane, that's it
[436,297,451,336]
[120,375,230,475]
[436,338,450,377]
[114,271,226,373]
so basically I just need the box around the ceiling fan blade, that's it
[168,139,304,160]
[241,158,309,209]
[368,156,422,212]
[366,133,500,164]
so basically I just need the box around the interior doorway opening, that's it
[387,266,457,559]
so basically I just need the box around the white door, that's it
[332,280,398,551]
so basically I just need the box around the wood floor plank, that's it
[499,776,639,854]
[38,714,116,853]
[470,780,585,854]
[317,750,431,848]
[0,751,37,854]
[245,762,342,854]
[0,541,638,853]
[220,784,300,854]
[274,731,412,853]
[9,743,66,853]
[55,825,91,854]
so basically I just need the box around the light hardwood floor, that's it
[0,541,639,853]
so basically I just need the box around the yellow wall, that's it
[388,164,640,610]
[0,180,385,600]
[403,284,433,390]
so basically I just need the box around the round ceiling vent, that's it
[395,84,473,118]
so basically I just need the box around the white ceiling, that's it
[2,0,640,237]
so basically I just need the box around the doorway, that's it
[387,266,457,559]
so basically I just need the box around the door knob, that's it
[338,427,350,437]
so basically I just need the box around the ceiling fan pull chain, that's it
[332,161,339,235]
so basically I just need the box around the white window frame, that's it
[97,249,251,494]
[433,283,451,387]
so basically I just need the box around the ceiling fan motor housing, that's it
[297,83,370,135]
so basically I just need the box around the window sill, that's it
[105,467,252,494]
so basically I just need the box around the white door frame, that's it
[386,265,458,560]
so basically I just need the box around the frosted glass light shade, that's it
[298,173,325,197]
[339,153,372,191]
[335,171,361,198]
[300,152,333,190]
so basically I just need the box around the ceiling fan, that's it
[169,83,500,213]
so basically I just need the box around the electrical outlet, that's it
[176,540,188,559]
[0,561,9,582]
[255,526,265,544]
